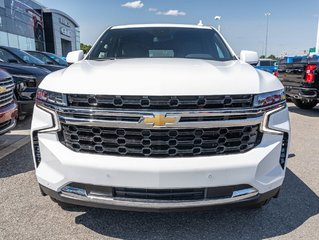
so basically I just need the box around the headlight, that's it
[36,89,67,107]
[253,89,286,108]
[12,74,37,88]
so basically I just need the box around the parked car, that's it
[0,46,65,72]
[27,51,69,67]
[256,59,278,76]
[278,55,318,109]
[0,69,18,135]
[0,61,51,119]
[32,24,290,212]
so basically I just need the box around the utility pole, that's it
[214,16,221,32]
[265,12,271,58]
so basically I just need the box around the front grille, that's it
[0,77,14,108]
[60,124,262,157]
[67,94,254,110]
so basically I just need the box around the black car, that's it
[0,46,65,72]
[27,51,69,67]
[0,61,51,119]
[278,56,319,109]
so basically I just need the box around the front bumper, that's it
[0,102,18,135]
[17,100,34,117]
[40,184,280,212]
[285,86,318,100]
[31,105,290,211]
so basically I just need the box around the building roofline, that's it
[43,8,79,28]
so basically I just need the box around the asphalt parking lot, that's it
[0,103,318,240]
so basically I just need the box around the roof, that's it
[43,8,79,28]
[111,24,213,30]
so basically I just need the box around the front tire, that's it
[292,99,318,109]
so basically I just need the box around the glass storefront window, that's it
[8,33,19,48]
[0,31,8,45]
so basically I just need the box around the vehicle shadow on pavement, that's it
[72,169,319,240]
[0,143,33,178]
[288,105,319,117]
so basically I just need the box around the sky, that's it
[38,0,319,56]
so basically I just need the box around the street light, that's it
[214,16,221,32]
[264,12,271,57]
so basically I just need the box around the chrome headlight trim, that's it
[253,89,286,109]
[36,88,68,107]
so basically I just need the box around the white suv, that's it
[31,24,290,212]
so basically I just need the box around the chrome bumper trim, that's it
[60,187,259,210]
[0,119,16,135]
[58,114,264,129]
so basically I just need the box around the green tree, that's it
[267,54,277,60]
[80,43,92,54]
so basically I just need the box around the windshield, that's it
[88,27,234,61]
[259,60,276,66]
[9,48,45,65]
[45,52,68,65]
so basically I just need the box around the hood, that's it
[38,64,65,72]
[40,58,283,95]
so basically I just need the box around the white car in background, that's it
[31,24,290,212]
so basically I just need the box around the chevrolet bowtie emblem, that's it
[0,86,7,94]
[143,114,179,127]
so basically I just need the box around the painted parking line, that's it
[0,136,31,160]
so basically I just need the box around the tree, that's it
[80,43,92,54]
[267,54,277,60]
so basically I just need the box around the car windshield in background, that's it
[259,60,276,66]
[88,28,234,61]
[9,48,45,65]
[308,56,319,64]
[46,52,68,65]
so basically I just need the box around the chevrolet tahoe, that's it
[31,24,290,212]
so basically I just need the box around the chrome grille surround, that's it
[36,95,287,158]
[0,77,15,108]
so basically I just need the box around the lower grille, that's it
[114,188,205,201]
[62,183,254,202]
[0,120,11,131]
[60,124,262,157]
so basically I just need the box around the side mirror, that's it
[240,50,259,66]
[66,50,84,64]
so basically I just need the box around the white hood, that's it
[40,58,283,95]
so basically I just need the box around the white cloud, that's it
[148,8,158,12]
[121,1,144,9]
[156,10,186,16]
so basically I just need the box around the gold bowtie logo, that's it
[0,86,7,93]
[143,114,178,127]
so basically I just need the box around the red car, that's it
[0,69,17,135]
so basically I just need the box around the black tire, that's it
[292,99,318,109]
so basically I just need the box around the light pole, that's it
[264,12,271,57]
[214,16,221,32]
[316,17,319,54]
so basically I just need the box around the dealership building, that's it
[0,0,80,57]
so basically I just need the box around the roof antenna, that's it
[198,20,204,26]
